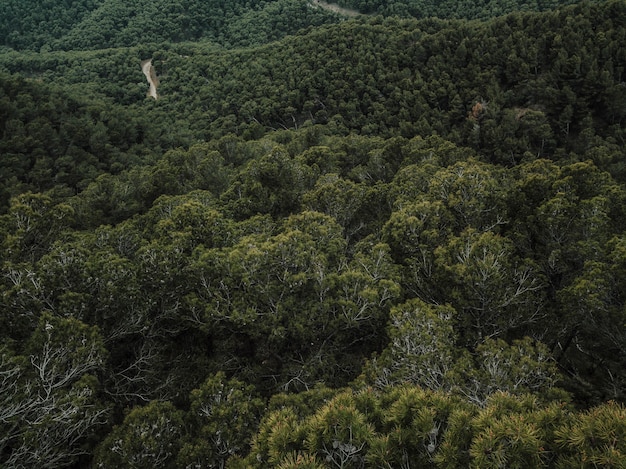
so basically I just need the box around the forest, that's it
[1,0,625,467]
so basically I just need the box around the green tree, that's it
[469,393,558,469]
[434,229,544,344]
[426,160,508,234]
[369,385,470,468]
[555,400,626,469]
[302,390,376,468]
[93,400,184,469]
[382,199,453,301]
[462,338,562,406]
[303,173,386,243]
[0,313,109,468]
[366,299,459,391]
[3,192,74,263]
[177,372,264,468]
[221,143,314,218]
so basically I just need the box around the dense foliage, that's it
[1,0,625,467]
[0,0,342,51]
[0,0,607,52]
[335,0,598,18]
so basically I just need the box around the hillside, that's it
[336,0,595,17]
[0,0,343,51]
[0,0,603,51]
[0,1,625,467]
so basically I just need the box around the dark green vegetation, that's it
[0,0,605,53]
[336,0,594,18]
[0,0,342,51]
[1,0,626,467]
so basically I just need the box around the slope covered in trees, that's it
[1,0,626,467]
[0,0,605,52]
[336,0,600,18]
[0,0,342,51]
[2,1,624,208]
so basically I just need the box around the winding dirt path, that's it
[139,4,358,100]
[141,58,159,100]
[310,0,362,17]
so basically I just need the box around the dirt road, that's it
[141,59,159,99]
[139,4,358,100]
[310,0,361,17]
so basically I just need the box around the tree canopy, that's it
[1,0,625,467]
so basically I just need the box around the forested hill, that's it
[1,0,626,467]
[0,0,603,51]
[2,1,625,209]
[0,0,342,51]
[0,0,346,52]
[336,0,597,18]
